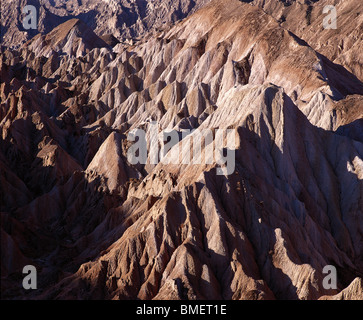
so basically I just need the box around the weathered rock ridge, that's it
[1,0,211,48]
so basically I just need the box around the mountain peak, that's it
[25,18,110,58]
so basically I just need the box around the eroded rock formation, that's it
[1,0,362,300]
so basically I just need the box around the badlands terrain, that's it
[1,0,363,300]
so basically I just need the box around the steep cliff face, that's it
[1,0,362,300]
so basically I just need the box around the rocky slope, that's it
[246,0,363,83]
[1,0,363,300]
[1,0,210,48]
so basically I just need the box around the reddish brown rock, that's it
[1,0,362,301]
